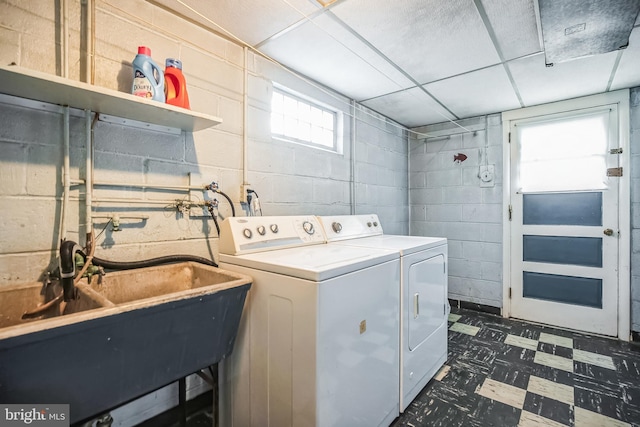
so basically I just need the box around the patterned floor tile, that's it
[526,376,574,406]
[539,332,573,349]
[449,322,480,336]
[517,410,568,427]
[521,393,572,426]
[448,313,462,322]
[476,378,527,409]
[573,407,632,427]
[573,348,616,370]
[505,334,538,351]
[534,352,574,372]
[392,307,640,427]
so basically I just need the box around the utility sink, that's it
[0,281,112,329]
[0,262,252,424]
[84,262,247,305]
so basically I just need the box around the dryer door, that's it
[408,253,446,350]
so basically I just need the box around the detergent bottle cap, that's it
[138,46,151,56]
[165,58,183,70]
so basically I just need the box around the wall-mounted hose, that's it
[92,254,218,270]
[216,190,235,217]
[207,202,221,235]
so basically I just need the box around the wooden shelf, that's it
[0,65,222,132]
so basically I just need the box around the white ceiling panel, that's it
[152,0,320,46]
[259,13,415,101]
[331,0,501,84]
[425,65,521,118]
[611,28,640,90]
[508,52,618,107]
[480,0,541,60]
[361,87,456,128]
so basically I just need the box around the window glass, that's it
[517,112,610,192]
[271,87,338,152]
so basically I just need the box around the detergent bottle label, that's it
[133,70,153,98]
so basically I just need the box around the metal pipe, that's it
[62,0,69,78]
[242,46,249,188]
[85,110,94,246]
[350,100,357,214]
[88,197,207,206]
[92,181,206,192]
[59,107,71,253]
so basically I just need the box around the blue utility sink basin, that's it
[0,262,251,424]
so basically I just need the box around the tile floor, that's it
[392,307,640,427]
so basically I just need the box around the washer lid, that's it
[330,235,447,255]
[219,244,398,281]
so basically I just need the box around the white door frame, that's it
[501,90,631,341]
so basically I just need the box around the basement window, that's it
[271,86,340,153]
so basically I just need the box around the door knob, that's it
[604,228,614,236]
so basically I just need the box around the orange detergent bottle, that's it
[164,58,190,109]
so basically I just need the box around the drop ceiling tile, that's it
[508,52,617,107]
[610,28,640,90]
[152,0,320,46]
[425,65,521,118]
[480,0,541,60]
[361,87,456,128]
[331,0,501,83]
[259,13,415,100]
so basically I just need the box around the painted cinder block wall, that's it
[410,114,503,308]
[0,0,408,283]
[411,88,640,332]
[0,0,407,424]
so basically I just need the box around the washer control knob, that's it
[257,225,266,236]
[367,222,372,227]
[373,221,378,227]
[243,228,252,239]
[332,222,342,233]
[302,221,315,235]
[270,224,279,233]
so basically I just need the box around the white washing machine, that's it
[217,215,400,427]
[318,214,448,412]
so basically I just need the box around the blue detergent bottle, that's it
[131,46,165,102]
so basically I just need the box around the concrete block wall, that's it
[410,115,503,308]
[631,87,640,332]
[246,54,408,234]
[0,0,409,423]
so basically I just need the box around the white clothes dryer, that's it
[318,214,448,412]
[218,215,400,427]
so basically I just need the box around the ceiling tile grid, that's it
[331,0,501,84]
[151,0,640,127]
[611,27,640,91]
[479,0,541,60]
[258,13,415,101]
[424,65,521,118]
[507,51,619,107]
[361,87,456,128]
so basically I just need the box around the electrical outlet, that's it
[240,184,252,204]
[479,165,495,188]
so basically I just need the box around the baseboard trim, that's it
[448,298,501,316]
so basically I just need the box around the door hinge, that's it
[508,204,512,221]
[610,148,623,154]
[508,287,512,299]
[508,132,511,143]
[607,167,623,177]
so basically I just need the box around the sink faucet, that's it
[59,240,86,301]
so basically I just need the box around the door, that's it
[407,253,446,350]
[509,107,620,336]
